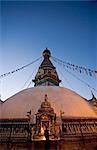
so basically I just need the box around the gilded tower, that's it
[33,48,61,86]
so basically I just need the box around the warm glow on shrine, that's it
[41,127,44,135]
[42,136,46,141]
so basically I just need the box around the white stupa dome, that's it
[1,86,97,122]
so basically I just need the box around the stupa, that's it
[0,48,97,143]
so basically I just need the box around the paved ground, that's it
[0,140,97,150]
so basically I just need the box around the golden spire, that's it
[33,48,61,86]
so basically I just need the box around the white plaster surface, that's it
[0,86,97,121]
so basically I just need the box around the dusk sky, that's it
[0,1,97,101]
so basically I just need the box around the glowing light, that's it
[41,127,44,135]
[42,136,46,140]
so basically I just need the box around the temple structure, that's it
[0,48,97,143]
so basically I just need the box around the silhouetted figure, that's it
[45,127,50,150]
[45,127,49,141]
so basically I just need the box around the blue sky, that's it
[0,1,97,101]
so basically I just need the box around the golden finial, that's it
[45,94,48,102]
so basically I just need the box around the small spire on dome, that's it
[91,91,95,99]
[45,94,48,102]
[43,48,51,58]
